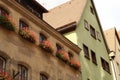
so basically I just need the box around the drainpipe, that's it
[109,51,117,80]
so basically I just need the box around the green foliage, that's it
[0,15,15,31]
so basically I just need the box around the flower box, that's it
[0,70,12,80]
[70,59,80,70]
[56,50,70,63]
[19,27,37,43]
[0,15,15,31]
[39,40,54,53]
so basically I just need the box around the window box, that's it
[0,15,15,31]
[39,40,54,53]
[70,59,80,70]
[0,70,12,80]
[56,50,70,63]
[19,27,37,43]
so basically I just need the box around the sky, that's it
[36,0,120,31]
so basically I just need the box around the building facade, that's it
[44,0,113,80]
[0,0,81,80]
[104,28,120,80]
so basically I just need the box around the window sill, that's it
[84,55,90,60]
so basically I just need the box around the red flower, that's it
[40,40,54,53]
[0,69,13,80]
[56,50,70,62]
[70,59,80,69]
[0,15,15,31]
[19,27,37,43]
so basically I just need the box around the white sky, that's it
[36,0,120,31]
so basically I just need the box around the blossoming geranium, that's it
[56,50,70,62]
[70,59,80,70]
[19,27,37,43]
[39,40,54,53]
[0,15,15,31]
[0,70,12,80]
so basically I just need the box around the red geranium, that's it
[39,40,54,53]
[19,27,37,43]
[56,50,70,62]
[70,59,80,70]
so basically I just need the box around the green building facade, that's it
[64,0,113,80]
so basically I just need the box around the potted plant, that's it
[19,27,37,43]
[0,15,15,31]
[0,70,12,80]
[56,50,70,63]
[70,59,80,70]
[39,40,54,53]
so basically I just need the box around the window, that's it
[68,52,73,61]
[39,33,47,42]
[90,6,94,15]
[40,73,48,80]
[87,78,90,80]
[91,50,97,64]
[0,56,6,72]
[19,20,29,29]
[83,44,90,59]
[18,64,28,80]
[84,20,89,30]
[56,43,63,51]
[0,7,9,16]
[116,62,120,75]
[90,25,96,39]
[96,31,101,41]
[101,58,110,73]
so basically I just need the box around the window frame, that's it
[116,62,120,75]
[18,64,28,80]
[40,73,48,80]
[56,43,63,51]
[0,56,6,72]
[83,44,90,59]
[101,58,110,73]
[96,31,101,41]
[68,52,74,61]
[19,20,29,30]
[39,33,47,42]
[90,6,94,15]
[90,25,96,39]
[84,20,89,30]
[91,50,97,65]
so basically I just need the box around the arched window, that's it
[0,56,6,72]
[68,52,73,61]
[18,64,28,80]
[19,20,29,29]
[39,33,47,42]
[56,43,63,51]
[0,7,9,16]
[40,73,48,80]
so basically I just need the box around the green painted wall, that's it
[64,0,113,80]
